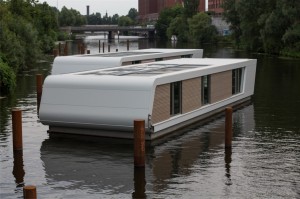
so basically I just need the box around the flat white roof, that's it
[74,58,254,78]
[51,48,203,75]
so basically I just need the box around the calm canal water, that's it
[0,37,300,198]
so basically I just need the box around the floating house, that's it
[51,48,203,75]
[40,58,256,140]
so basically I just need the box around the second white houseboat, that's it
[51,48,203,75]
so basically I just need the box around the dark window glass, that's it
[170,81,182,115]
[201,75,210,105]
[232,68,243,94]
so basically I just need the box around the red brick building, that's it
[139,0,206,22]
[207,0,224,16]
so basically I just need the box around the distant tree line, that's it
[223,0,300,57]
[155,1,218,44]
[86,8,138,26]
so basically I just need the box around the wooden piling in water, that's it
[87,49,90,54]
[53,49,58,57]
[102,42,105,53]
[36,74,43,113]
[108,44,110,52]
[80,45,85,54]
[23,185,37,199]
[12,109,22,151]
[63,42,68,56]
[116,49,118,52]
[225,107,233,148]
[13,150,25,186]
[99,40,101,53]
[134,120,145,167]
[132,167,146,198]
[127,40,129,51]
[58,42,61,56]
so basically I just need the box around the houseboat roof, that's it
[52,48,203,75]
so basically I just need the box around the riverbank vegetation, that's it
[0,0,59,94]
[0,0,139,94]
[223,0,300,58]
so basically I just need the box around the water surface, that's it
[0,39,299,198]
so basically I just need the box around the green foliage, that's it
[223,0,300,55]
[0,57,16,93]
[222,0,242,48]
[188,13,218,43]
[167,16,189,42]
[0,19,26,72]
[155,5,184,39]
[59,6,86,26]
[183,0,199,18]
[127,8,138,21]
[87,13,102,25]
[118,16,134,26]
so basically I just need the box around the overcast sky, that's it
[41,0,138,16]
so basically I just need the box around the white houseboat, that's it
[51,48,203,75]
[40,58,256,140]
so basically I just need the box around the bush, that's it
[0,58,16,93]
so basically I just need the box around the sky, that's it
[41,0,138,16]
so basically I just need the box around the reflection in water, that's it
[224,148,232,186]
[132,167,146,199]
[40,108,241,197]
[41,135,135,194]
[12,150,25,187]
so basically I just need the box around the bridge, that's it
[60,25,156,39]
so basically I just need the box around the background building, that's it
[139,0,206,22]
[207,0,224,16]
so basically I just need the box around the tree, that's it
[111,14,119,24]
[183,0,199,18]
[167,16,189,42]
[59,6,86,26]
[188,13,218,43]
[155,5,184,39]
[118,16,134,26]
[222,0,242,48]
[127,8,138,21]
[87,13,102,25]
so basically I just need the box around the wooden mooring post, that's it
[12,109,23,151]
[53,49,58,57]
[225,107,233,148]
[58,42,61,56]
[127,40,129,51]
[108,44,110,52]
[63,42,68,56]
[23,185,37,199]
[134,120,145,167]
[102,42,105,53]
[99,40,101,53]
[87,49,90,54]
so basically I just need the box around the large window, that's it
[201,75,210,105]
[232,68,243,94]
[181,54,192,58]
[132,60,141,64]
[170,81,182,115]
